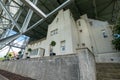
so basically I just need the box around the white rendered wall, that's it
[76,15,93,51]
[46,9,76,56]
[76,14,115,54]
[26,9,115,58]
[89,19,114,54]
[26,9,77,57]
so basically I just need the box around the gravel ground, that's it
[0,69,36,80]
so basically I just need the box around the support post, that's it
[20,0,38,33]
[0,0,21,32]
[0,33,21,49]
[26,0,72,32]
[20,0,47,18]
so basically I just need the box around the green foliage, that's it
[113,25,120,34]
[112,18,120,50]
[0,57,4,61]
[4,56,7,58]
[8,54,12,57]
[27,48,32,52]
[50,41,56,46]
[18,51,22,55]
[112,38,120,50]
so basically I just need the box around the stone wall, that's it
[0,49,96,80]
[96,52,120,63]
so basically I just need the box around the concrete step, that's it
[98,78,120,80]
[96,63,120,68]
[97,69,120,74]
[96,63,120,80]
[97,72,120,79]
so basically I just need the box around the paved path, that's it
[0,74,9,80]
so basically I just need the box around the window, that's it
[51,29,58,36]
[51,31,53,36]
[78,21,81,26]
[55,29,58,34]
[102,29,108,38]
[61,40,65,52]
[30,49,38,56]
[39,48,45,57]
[89,21,93,26]
[56,18,59,22]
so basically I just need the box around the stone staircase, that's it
[96,63,120,80]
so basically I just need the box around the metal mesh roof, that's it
[0,0,120,42]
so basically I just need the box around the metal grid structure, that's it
[0,0,120,54]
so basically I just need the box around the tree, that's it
[26,48,32,58]
[17,51,23,59]
[18,51,22,55]
[112,18,120,50]
[27,48,32,52]
[8,54,12,57]
[50,41,56,56]
[50,41,56,47]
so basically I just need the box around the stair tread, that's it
[97,74,120,79]
[97,63,120,80]
[98,78,120,80]
[96,63,120,67]
[97,69,120,73]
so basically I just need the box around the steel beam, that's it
[0,8,23,49]
[0,33,21,49]
[47,0,73,17]
[26,0,72,32]
[12,0,22,7]
[98,0,113,15]
[93,0,98,18]
[20,0,47,18]
[0,0,21,32]
[2,8,23,39]
[20,0,38,33]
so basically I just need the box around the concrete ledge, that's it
[0,49,96,80]
[96,52,120,63]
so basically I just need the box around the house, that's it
[24,9,118,62]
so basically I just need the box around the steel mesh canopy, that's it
[0,0,120,42]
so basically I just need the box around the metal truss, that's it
[111,0,120,24]
[0,0,72,54]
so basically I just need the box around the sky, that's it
[0,0,27,57]
[0,30,29,58]
[0,46,20,57]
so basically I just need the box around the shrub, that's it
[50,41,56,46]
[112,18,120,50]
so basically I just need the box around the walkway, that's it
[0,74,9,80]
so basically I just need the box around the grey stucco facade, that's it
[0,48,96,80]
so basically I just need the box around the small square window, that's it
[78,21,81,26]
[61,46,65,51]
[51,31,54,36]
[51,29,58,36]
[56,18,59,22]
[55,29,58,34]
[102,29,108,38]
[89,21,93,26]
[61,40,65,52]
[53,30,55,35]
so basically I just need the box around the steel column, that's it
[20,0,47,18]
[0,0,21,32]
[20,0,38,33]
[26,0,72,32]
[0,33,21,49]
[93,0,98,18]
[2,8,23,39]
